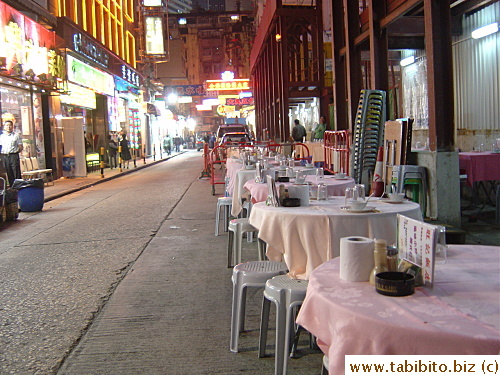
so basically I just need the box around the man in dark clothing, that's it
[291,119,306,142]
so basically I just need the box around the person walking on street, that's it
[118,131,132,169]
[108,134,118,169]
[0,120,23,186]
[314,116,327,141]
[291,119,306,142]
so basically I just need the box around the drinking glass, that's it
[353,184,365,201]
[344,187,353,206]
[315,167,324,181]
[317,183,328,200]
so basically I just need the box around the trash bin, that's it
[12,179,45,212]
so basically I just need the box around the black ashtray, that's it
[375,272,415,297]
[277,176,289,182]
[282,198,300,207]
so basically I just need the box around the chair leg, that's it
[230,279,242,353]
[215,204,221,236]
[258,239,266,261]
[239,286,247,332]
[258,296,271,358]
[274,301,287,375]
[227,230,234,268]
[235,227,243,266]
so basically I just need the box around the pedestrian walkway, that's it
[43,152,185,202]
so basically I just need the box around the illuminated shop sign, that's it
[121,65,140,86]
[0,2,65,87]
[67,55,114,96]
[205,79,250,91]
[145,17,165,54]
[143,0,163,6]
[59,82,97,109]
[225,97,254,106]
[169,85,206,96]
[73,32,110,68]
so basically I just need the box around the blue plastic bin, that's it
[12,179,45,212]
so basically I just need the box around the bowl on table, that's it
[387,193,405,202]
[347,200,368,211]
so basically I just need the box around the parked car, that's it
[216,124,251,143]
[218,132,252,146]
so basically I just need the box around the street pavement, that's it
[0,149,324,375]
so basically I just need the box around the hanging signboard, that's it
[145,16,165,54]
[0,2,65,88]
[67,55,115,96]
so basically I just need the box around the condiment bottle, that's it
[386,246,398,272]
[369,239,388,285]
[279,184,286,205]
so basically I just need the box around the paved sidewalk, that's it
[43,152,186,201]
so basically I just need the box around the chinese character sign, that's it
[397,214,438,287]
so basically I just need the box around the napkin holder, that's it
[282,198,300,207]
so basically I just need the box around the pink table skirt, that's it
[296,245,500,375]
[458,152,500,186]
[244,175,355,203]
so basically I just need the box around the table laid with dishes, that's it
[296,244,500,375]
[243,174,355,204]
[228,156,329,217]
[249,194,423,280]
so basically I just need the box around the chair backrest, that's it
[20,158,27,172]
[30,157,40,170]
[25,157,34,171]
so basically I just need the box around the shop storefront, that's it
[0,1,65,175]
[53,18,143,175]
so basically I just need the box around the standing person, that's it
[107,134,118,169]
[174,136,181,152]
[314,116,327,141]
[163,135,172,155]
[0,120,23,186]
[209,133,216,148]
[291,119,306,142]
[118,131,132,169]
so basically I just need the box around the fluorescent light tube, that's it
[471,22,499,39]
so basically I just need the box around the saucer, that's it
[380,198,406,204]
[334,176,349,180]
[340,206,376,213]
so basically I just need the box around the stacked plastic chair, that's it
[352,90,386,186]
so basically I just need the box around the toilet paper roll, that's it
[288,184,310,206]
[339,236,375,282]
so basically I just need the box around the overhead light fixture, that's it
[400,56,415,67]
[471,22,499,39]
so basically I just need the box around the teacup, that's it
[335,172,346,179]
[296,177,306,184]
[387,193,405,202]
[348,200,368,211]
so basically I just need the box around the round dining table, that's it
[296,244,500,375]
[249,197,422,280]
[244,175,355,203]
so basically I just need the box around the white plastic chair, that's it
[230,261,288,353]
[259,275,309,375]
[215,196,233,236]
[227,218,263,267]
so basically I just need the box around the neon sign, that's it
[205,79,250,91]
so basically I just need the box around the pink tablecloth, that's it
[458,152,500,186]
[244,175,355,203]
[296,245,500,375]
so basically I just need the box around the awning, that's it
[147,103,161,116]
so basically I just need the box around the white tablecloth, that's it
[296,245,500,375]
[230,169,257,217]
[249,197,422,279]
[243,175,355,203]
